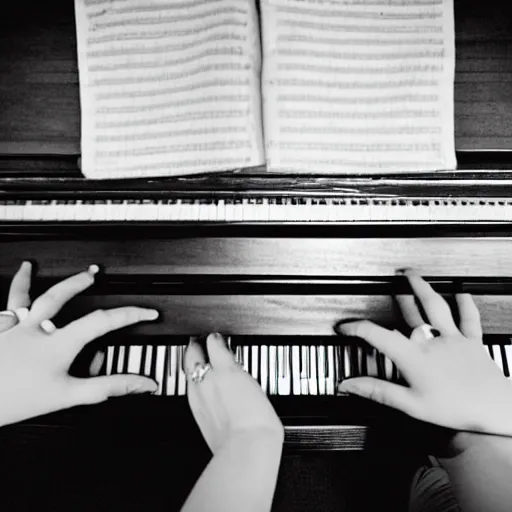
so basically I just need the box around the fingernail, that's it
[208,332,223,341]
[21,261,31,271]
[144,309,159,320]
[88,264,100,275]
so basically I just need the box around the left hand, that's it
[0,261,158,428]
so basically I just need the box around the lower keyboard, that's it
[99,337,512,397]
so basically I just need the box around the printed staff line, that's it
[277,63,443,74]
[91,158,251,173]
[277,35,444,47]
[85,0,225,11]
[90,7,248,30]
[269,0,443,6]
[91,63,247,86]
[89,47,245,72]
[86,20,249,45]
[96,110,248,129]
[275,6,443,20]
[86,34,245,58]
[280,158,445,168]
[278,109,440,119]
[280,20,443,34]
[96,78,251,100]
[97,95,250,114]
[278,142,441,151]
[278,78,439,89]
[94,126,247,142]
[277,49,445,60]
[277,94,439,105]
[95,140,252,158]
[280,126,441,135]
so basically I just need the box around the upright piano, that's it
[1,0,512,509]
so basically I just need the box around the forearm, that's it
[182,429,283,512]
[439,434,512,512]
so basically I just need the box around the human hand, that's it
[0,261,158,428]
[336,269,512,437]
[185,333,284,454]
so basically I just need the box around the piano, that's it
[2,2,512,508]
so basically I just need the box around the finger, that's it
[335,320,411,365]
[402,270,459,335]
[338,377,417,415]
[89,350,105,376]
[59,307,159,353]
[7,261,32,310]
[206,332,236,371]
[395,294,425,329]
[0,313,18,333]
[68,375,157,406]
[456,293,483,342]
[184,336,207,374]
[28,265,99,323]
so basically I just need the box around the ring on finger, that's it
[40,319,57,335]
[188,362,212,384]
[410,323,436,341]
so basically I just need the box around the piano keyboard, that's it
[99,339,512,396]
[2,197,512,223]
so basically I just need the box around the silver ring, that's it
[189,362,212,384]
[0,307,30,322]
[411,323,435,341]
[40,319,57,334]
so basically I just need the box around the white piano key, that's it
[317,346,326,396]
[344,346,351,379]
[278,346,291,396]
[155,345,166,396]
[177,346,187,396]
[144,345,153,377]
[505,344,512,379]
[243,345,250,374]
[167,346,177,396]
[217,199,226,221]
[492,345,504,374]
[309,346,318,396]
[291,346,301,395]
[260,346,269,394]
[269,345,277,395]
[116,345,126,374]
[300,345,309,395]
[251,345,259,381]
[106,345,115,375]
[384,354,394,381]
[127,345,142,374]
[326,346,335,395]
[366,347,379,377]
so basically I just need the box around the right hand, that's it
[185,333,284,454]
[337,270,512,437]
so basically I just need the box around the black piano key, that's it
[500,344,510,377]
[488,344,495,360]
[111,345,120,375]
[350,346,359,378]
[122,346,130,374]
[376,352,386,380]
[360,345,368,376]
[161,346,169,396]
[140,345,148,375]
[391,362,399,383]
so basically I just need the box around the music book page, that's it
[75,0,264,179]
[261,0,456,173]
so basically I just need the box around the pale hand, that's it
[0,262,158,428]
[337,269,512,437]
[185,333,284,454]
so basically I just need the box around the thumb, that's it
[338,377,416,414]
[69,375,158,405]
[206,332,235,370]
[0,314,18,333]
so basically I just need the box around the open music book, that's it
[75,0,456,179]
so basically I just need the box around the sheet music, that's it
[261,0,456,173]
[75,0,264,179]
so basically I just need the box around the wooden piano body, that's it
[1,0,512,510]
